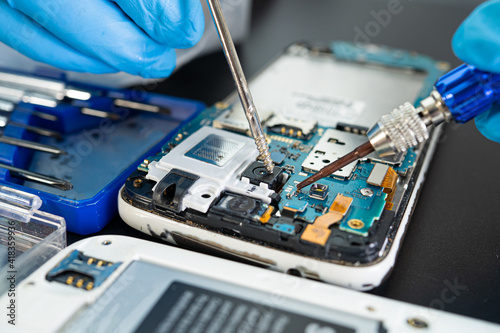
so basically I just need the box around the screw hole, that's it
[133,178,143,188]
[322,159,331,163]
[102,240,112,246]
[286,268,303,277]
[201,194,211,199]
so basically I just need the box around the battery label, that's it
[286,92,365,127]
[135,281,356,333]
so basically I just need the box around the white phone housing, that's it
[119,128,440,291]
[119,43,446,290]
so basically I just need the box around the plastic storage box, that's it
[0,186,66,295]
[0,68,205,234]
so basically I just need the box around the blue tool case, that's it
[0,68,205,234]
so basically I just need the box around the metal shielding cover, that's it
[184,134,246,167]
[146,127,274,213]
[302,128,362,178]
[367,164,390,186]
[302,128,404,178]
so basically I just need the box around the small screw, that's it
[361,188,374,197]
[407,318,429,329]
[102,240,112,246]
[348,219,365,229]
[133,179,143,188]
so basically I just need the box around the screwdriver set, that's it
[0,67,205,234]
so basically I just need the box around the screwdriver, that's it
[0,101,65,154]
[0,162,72,191]
[0,115,62,139]
[0,71,173,120]
[0,84,59,108]
[206,0,274,173]
[297,64,500,190]
[0,71,91,101]
[7,103,59,122]
[0,135,66,155]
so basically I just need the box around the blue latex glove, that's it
[0,0,204,78]
[452,0,500,142]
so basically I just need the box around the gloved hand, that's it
[0,0,204,78]
[452,0,500,143]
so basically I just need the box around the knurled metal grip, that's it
[367,102,429,157]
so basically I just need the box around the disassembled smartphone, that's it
[2,235,496,333]
[119,41,449,290]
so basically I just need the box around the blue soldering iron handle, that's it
[435,64,500,123]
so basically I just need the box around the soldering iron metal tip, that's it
[296,141,375,191]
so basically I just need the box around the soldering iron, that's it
[297,64,500,190]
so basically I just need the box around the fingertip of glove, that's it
[475,109,500,143]
[138,48,177,79]
[452,0,500,73]
[451,24,470,63]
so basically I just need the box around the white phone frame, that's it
[119,125,441,291]
[119,43,445,291]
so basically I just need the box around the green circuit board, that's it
[139,104,414,237]
[125,41,447,263]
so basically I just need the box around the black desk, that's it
[69,0,500,324]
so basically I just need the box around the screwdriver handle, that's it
[300,63,500,189]
[436,64,500,123]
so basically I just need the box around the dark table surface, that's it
[69,0,500,325]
